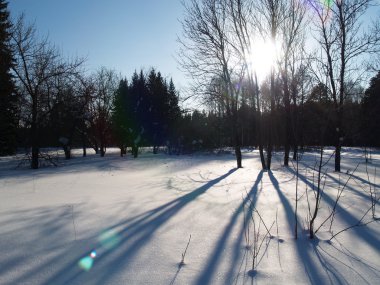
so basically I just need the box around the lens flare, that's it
[90,250,97,259]
[307,0,333,12]
[98,229,120,250]
[78,256,94,271]
[77,230,120,272]
[323,0,333,9]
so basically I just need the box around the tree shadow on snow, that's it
[0,204,87,284]
[270,168,379,284]
[39,168,238,285]
[297,160,376,204]
[268,171,332,284]
[193,171,263,285]
[286,167,380,254]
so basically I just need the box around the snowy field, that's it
[0,148,379,285]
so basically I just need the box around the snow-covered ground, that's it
[0,148,379,284]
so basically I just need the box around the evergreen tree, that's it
[167,78,181,151]
[112,78,129,156]
[128,70,147,157]
[146,69,169,153]
[362,71,380,147]
[0,0,17,155]
[110,69,182,157]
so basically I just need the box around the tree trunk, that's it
[120,145,126,157]
[259,145,266,170]
[267,66,276,170]
[283,70,291,167]
[31,100,39,169]
[267,144,272,170]
[31,144,39,169]
[100,140,105,157]
[235,145,242,168]
[232,111,242,168]
[254,79,266,170]
[132,145,138,158]
[63,145,71,159]
[335,109,342,172]
[284,102,291,166]
[293,145,298,160]
[234,127,242,168]
[284,143,290,166]
[309,147,324,239]
[82,134,87,157]
[94,142,99,154]
[335,144,341,172]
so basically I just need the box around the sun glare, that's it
[248,38,278,82]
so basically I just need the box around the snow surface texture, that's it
[0,148,379,284]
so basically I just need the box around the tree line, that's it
[178,0,380,171]
[0,0,379,171]
[179,76,380,150]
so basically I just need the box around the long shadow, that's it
[313,242,376,285]
[193,171,263,285]
[0,205,87,284]
[297,161,374,203]
[287,167,380,253]
[269,171,330,284]
[41,168,237,285]
[324,172,372,203]
[349,172,379,190]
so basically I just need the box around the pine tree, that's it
[146,70,169,153]
[0,0,17,155]
[362,71,380,147]
[128,70,148,157]
[112,78,129,156]
[167,78,181,150]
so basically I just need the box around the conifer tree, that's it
[167,78,181,150]
[362,71,380,147]
[112,78,129,156]
[0,0,17,155]
[128,70,147,157]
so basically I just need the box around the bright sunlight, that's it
[248,38,278,82]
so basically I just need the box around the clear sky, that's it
[8,0,187,89]
[7,1,379,96]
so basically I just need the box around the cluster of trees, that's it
[0,0,379,172]
[0,1,185,168]
[112,70,181,157]
[178,75,380,150]
[0,0,17,156]
[178,0,380,171]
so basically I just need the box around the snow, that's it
[0,148,379,284]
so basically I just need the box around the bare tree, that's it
[309,0,380,172]
[11,15,84,169]
[76,75,96,157]
[278,0,307,166]
[178,0,244,168]
[253,0,287,170]
[227,0,268,169]
[91,67,119,157]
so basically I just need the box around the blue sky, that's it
[7,1,379,93]
[8,0,187,88]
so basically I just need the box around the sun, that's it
[248,38,278,82]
